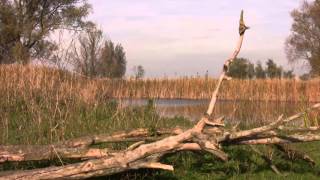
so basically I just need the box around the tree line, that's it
[226,58,294,79]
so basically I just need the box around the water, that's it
[118,98,306,127]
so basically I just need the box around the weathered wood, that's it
[206,11,247,117]
[0,145,111,163]
[231,134,320,145]
[0,118,210,179]
[249,145,281,175]
[63,127,184,148]
[278,126,320,133]
[274,144,316,166]
[0,11,250,179]
[0,127,183,163]
[218,103,320,143]
[2,11,320,180]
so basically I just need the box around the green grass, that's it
[1,81,319,179]
[0,98,192,145]
[104,143,320,180]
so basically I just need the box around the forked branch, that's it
[1,11,320,180]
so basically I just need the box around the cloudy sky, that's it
[87,0,306,77]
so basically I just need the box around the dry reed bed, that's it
[0,64,319,103]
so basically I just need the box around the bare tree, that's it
[72,26,104,77]
[72,26,127,78]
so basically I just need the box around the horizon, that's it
[85,0,309,77]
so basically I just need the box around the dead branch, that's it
[2,11,320,180]
[63,127,184,148]
[278,126,320,133]
[231,133,320,145]
[218,103,320,143]
[0,128,183,163]
[0,10,249,179]
[0,145,111,163]
[249,145,281,175]
[274,144,315,166]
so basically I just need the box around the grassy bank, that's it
[0,65,194,145]
[1,65,320,103]
[2,92,319,179]
[1,64,320,179]
[106,143,320,180]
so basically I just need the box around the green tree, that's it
[247,62,255,79]
[286,0,320,76]
[227,58,255,79]
[254,61,266,79]
[266,59,282,78]
[0,0,91,64]
[99,40,126,78]
[300,73,311,81]
[283,70,294,79]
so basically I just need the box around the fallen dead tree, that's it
[0,127,184,163]
[1,11,320,179]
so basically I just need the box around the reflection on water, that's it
[118,99,304,127]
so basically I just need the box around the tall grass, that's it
[1,64,319,103]
[115,77,320,102]
[1,64,319,179]
[0,64,318,145]
[0,65,192,145]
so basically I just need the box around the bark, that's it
[274,144,315,166]
[0,145,111,163]
[63,127,184,148]
[249,145,281,175]
[0,128,183,163]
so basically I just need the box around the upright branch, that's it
[206,10,249,117]
[0,11,250,179]
[2,11,320,180]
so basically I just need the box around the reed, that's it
[1,65,319,179]
[0,64,192,145]
[1,64,318,145]
[1,64,319,106]
[117,77,320,102]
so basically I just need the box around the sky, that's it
[87,0,307,77]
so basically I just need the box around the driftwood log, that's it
[1,11,320,179]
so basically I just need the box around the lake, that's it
[118,99,307,127]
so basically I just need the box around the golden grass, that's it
[0,64,319,103]
[0,64,319,146]
[0,64,194,145]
